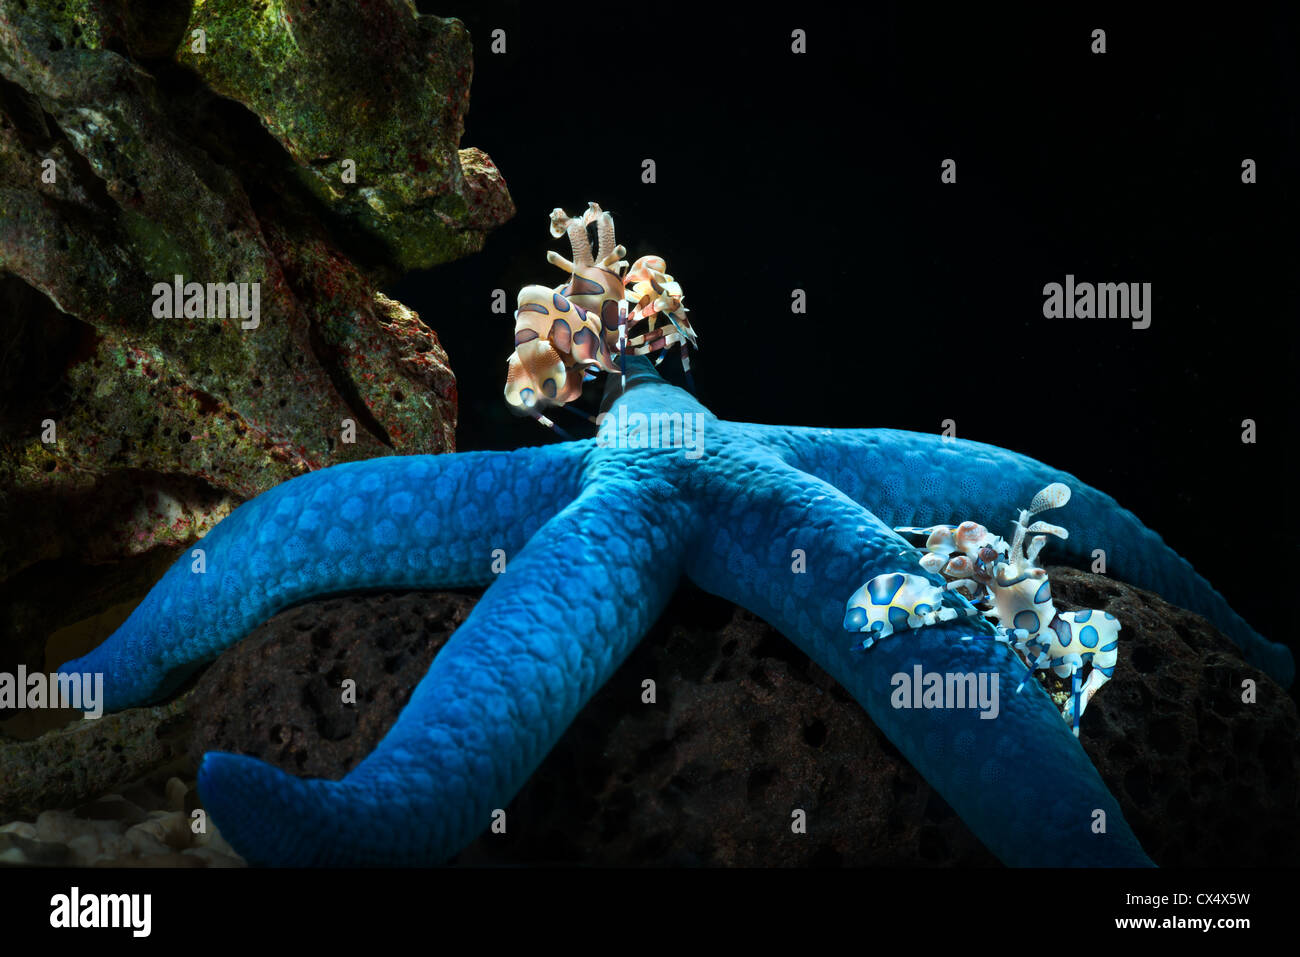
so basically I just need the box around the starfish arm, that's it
[762,425,1294,687]
[58,446,590,712]
[195,470,691,865]
[683,450,1154,867]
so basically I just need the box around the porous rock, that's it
[9,569,1293,866]
[186,591,477,776]
[184,569,1297,865]
[0,693,191,821]
[0,0,509,695]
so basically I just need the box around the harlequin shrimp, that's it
[503,281,620,431]
[892,483,1121,736]
[893,520,1011,606]
[504,202,697,432]
[895,483,1070,616]
[844,572,981,650]
[504,203,625,431]
[623,255,698,387]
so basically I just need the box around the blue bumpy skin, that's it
[58,358,1292,866]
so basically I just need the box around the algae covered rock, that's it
[177,0,513,269]
[0,0,510,689]
[0,692,192,822]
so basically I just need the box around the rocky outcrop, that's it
[0,692,191,822]
[176,0,513,270]
[0,0,512,694]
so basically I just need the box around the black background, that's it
[393,3,1297,669]
[2,864,1286,942]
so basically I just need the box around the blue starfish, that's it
[58,358,1293,866]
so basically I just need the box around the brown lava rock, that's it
[187,591,477,777]
[1045,566,1299,867]
[181,566,1298,866]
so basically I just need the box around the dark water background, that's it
[394,3,1297,668]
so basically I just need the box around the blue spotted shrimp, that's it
[859,482,1121,736]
